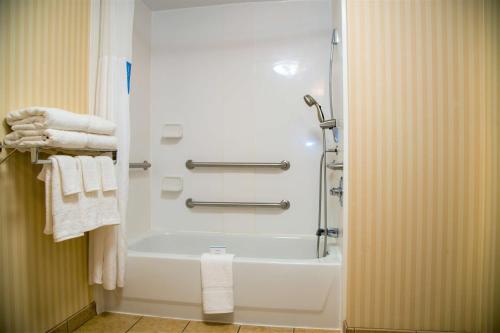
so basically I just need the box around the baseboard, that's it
[343,320,455,333]
[46,302,97,333]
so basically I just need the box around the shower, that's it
[303,94,325,123]
[304,29,341,258]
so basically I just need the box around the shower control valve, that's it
[330,176,343,203]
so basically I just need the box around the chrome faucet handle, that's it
[329,176,343,207]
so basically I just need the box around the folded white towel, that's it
[75,158,120,229]
[6,107,116,135]
[76,156,100,192]
[45,157,85,242]
[200,253,235,314]
[4,129,118,150]
[53,155,82,196]
[37,165,56,236]
[95,156,118,191]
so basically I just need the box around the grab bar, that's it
[129,160,151,170]
[186,160,290,170]
[186,198,290,210]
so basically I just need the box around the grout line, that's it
[124,316,143,333]
[181,320,190,333]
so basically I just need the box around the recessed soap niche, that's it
[162,123,183,139]
[162,176,183,192]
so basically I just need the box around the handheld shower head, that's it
[303,94,325,123]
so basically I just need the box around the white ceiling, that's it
[142,0,280,11]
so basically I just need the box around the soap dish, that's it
[162,123,183,139]
[161,176,183,192]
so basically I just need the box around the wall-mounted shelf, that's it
[0,144,118,165]
[0,144,152,171]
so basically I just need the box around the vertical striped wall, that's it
[0,1,92,332]
[346,0,499,332]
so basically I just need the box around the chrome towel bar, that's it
[186,198,290,210]
[0,144,150,169]
[0,146,118,165]
[186,160,290,170]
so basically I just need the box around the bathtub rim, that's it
[126,230,342,265]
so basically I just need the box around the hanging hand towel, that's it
[46,156,84,242]
[200,253,235,314]
[53,155,82,196]
[6,107,116,135]
[95,156,118,191]
[76,156,100,192]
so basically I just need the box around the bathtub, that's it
[104,232,342,329]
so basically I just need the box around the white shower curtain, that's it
[88,0,134,290]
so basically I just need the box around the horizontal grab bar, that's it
[129,160,151,170]
[186,160,290,170]
[186,198,290,210]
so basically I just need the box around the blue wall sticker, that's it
[126,61,132,95]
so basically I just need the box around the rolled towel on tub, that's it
[6,106,116,135]
[200,253,235,314]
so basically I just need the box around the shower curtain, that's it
[88,0,135,290]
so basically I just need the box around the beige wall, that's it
[346,0,499,332]
[0,0,92,332]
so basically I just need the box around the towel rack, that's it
[186,160,290,170]
[0,145,118,165]
[186,198,290,210]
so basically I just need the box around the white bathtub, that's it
[104,232,342,329]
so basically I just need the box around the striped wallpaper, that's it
[0,0,92,332]
[346,0,499,332]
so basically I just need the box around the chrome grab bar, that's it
[186,160,290,170]
[129,160,151,170]
[186,198,290,210]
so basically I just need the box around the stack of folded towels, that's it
[4,106,117,149]
[37,155,120,242]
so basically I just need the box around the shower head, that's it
[303,94,325,123]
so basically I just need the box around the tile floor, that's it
[74,312,340,333]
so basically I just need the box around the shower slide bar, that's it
[186,160,290,170]
[186,198,290,210]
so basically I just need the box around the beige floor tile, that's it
[239,325,293,333]
[183,321,239,333]
[74,312,140,333]
[294,329,341,333]
[127,316,189,333]
[354,328,417,333]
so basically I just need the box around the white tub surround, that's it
[104,232,341,329]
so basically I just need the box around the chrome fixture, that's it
[316,227,339,238]
[320,119,336,129]
[0,144,150,169]
[0,145,118,165]
[330,176,343,207]
[186,198,290,210]
[329,28,340,143]
[303,94,325,123]
[327,161,343,170]
[305,27,342,258]
[186,160,290,170]
[304,96,334,258]
[327,228,340,238]
[129,160,152,170]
